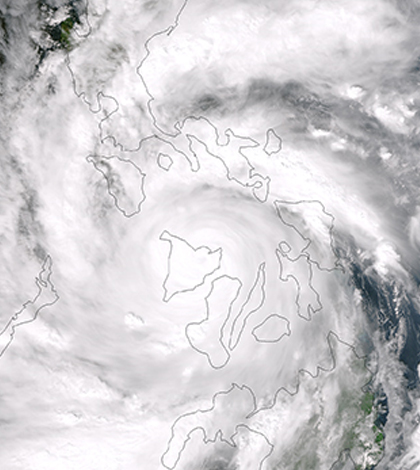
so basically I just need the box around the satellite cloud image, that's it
[1,0,420,469]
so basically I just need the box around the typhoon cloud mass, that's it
[1,0,420,469]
